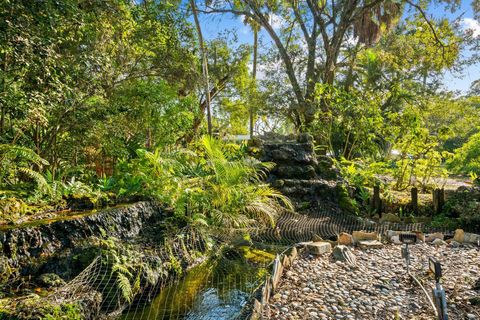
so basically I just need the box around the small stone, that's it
[358,240,383,249]
[466,313,476,319]
[332,245,357,266]
[338,232,353,245]
[352,231,379,243]
[431,238,445,246]
[449,240,461,248]
[453,229,465,243]
[464,232,480,244]
[425,232,444,242]
[306,242,332,255]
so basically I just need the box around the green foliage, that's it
[390,108,450,190]
[0,144,51,196]
[442,187,480,230]
[312,84,383,159]
[335,158,389,188]
[0,297,84,320]
[110,136,292,229]
[448,132,480,175]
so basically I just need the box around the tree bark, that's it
[249,28,258,138]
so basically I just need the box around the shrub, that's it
[110,136,292,229]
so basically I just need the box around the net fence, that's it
[45,205,464,320]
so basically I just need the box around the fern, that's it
[115,272,133,303]
[0,144,51,196]
[0,144,49,166]
[18,167,51,194]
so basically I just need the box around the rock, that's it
[352,231,379,243]
[449,240,461,248]
[469,296,480,306]
[425,232,444,242]
[380,213,401,223]
[312,234,323,242]
[466,313,476,319]
[332,245,357,266]
[306,242,332,255]
[358,240,383,249]
[453,229,465,243]
[37,273,66,288]
[338,233,353,246]
[464,232,480,244]
[431,238,445,246]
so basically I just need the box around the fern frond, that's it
[116,272,133,303]
[0,144,49,166]
[17,167,51,194]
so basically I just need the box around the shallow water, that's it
[121,253,268,320]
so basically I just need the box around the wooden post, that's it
[433,188,445,215]
[439,188,445,213]
[373,185,382,217]
[411,187,418,215]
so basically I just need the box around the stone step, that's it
[261,143,317,165]
[271,165,317,179]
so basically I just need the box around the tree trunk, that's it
[249,28,258,138]
[190,0,212,136]
[1,52,7,136]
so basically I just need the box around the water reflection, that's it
[121,252,267,320]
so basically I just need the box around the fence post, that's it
[373,185,382,217]
[411,187,418,215]
[433,188,445,215]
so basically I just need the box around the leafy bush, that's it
[109,136,292,228]
[448,131,480,175]
[441,187,480,231]
[335,158,390,188]
[0,144,51,196]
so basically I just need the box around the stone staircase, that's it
[252,134,351,213]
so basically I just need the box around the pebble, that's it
[267,243,480,319]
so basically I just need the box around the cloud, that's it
[461,18,480,38]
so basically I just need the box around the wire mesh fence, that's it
[46,205,471,320]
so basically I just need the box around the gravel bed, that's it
[266,243,480,319]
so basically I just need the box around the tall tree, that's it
[243,17,260,137]
[190,0,213,136]
[203,0,455,130]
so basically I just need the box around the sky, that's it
[196,1,480,93]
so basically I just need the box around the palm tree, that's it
[199,136,292,228]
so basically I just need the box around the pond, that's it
[121,249,271,320]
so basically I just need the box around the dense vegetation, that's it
[1,0,480,230]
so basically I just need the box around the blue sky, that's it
[196,1,480,93]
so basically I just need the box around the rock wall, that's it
[0,201,163,280]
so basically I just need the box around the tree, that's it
[202,0,464,131]
[190,0,213,136]
[0,0,196,176]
